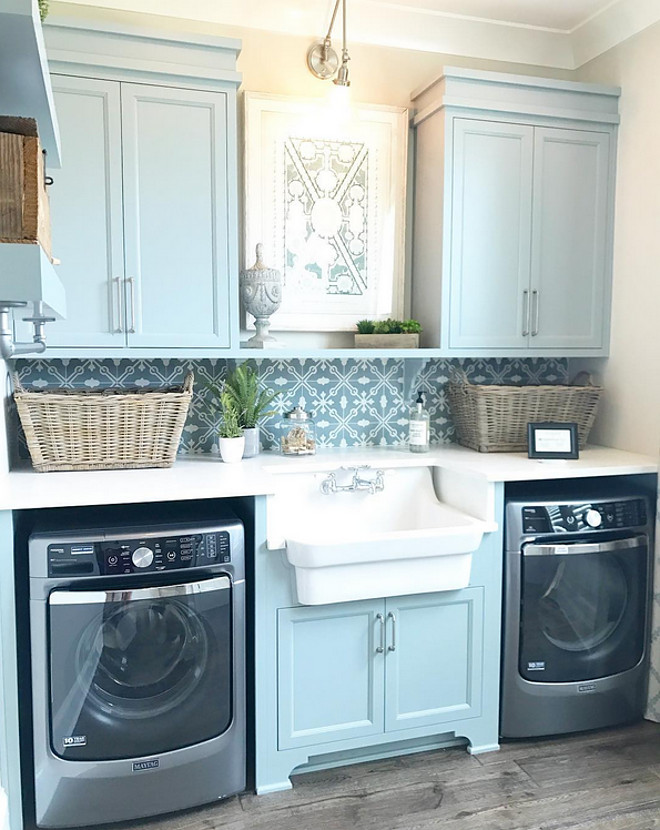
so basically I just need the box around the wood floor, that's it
[135,722,660,830]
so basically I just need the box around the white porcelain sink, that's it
[268,466,497,605]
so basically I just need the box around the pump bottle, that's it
[408,390,430,453]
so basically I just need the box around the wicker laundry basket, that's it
[14,373,194,472]
[447,372,602,453]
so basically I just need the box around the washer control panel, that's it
[520,498,647,535]
[47,531,231,577]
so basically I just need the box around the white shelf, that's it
[0,243,66,317]
[0,0,61,166]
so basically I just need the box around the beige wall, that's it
[574,22,660,456]
[52,2,572,107]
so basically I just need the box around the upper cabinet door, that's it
[47,76,125,348]
[530,128,612,350]
[448,119,534,350]
[120,84,232,348]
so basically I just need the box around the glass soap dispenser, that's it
[408,390,430,453]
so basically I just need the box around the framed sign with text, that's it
[527,422,579,459]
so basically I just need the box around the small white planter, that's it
[218,435,245,463]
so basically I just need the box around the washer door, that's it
[519,536,648,682]
[48,577,232,761]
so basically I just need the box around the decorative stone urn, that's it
[240,243,283,348]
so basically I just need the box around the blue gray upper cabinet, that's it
[46,76,124,348]
[43,21,241,352]
[411,67,620,357]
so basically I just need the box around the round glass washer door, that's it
[77,598,208,719]
[48,576,233,761]
[537,557,628,653]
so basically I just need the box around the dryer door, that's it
[519,536,649,682]
[48,576,232,761]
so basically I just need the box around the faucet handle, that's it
[320,472,337,495]
[22,314,56,323]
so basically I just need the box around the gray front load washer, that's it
[29,515,246,827]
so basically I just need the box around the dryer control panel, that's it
[47,531,230,577]
[520,498,647,535]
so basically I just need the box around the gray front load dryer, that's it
[501,492,653,739]
[29,515,246,827]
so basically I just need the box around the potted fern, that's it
[217,392,244,463]
[354,318,422,348]
[224,363,279,457]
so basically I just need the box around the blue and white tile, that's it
[14,356,571,455]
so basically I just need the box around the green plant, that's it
[373,318,401,334]
[38,0,49,21]
[400,319,422,334]
[356,317,422,335]
[223,363,279,429]
[217,392,243,439]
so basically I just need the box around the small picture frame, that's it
[527,422,579,460]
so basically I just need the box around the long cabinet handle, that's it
[113,277,124,333]
[376,613,385,654]
[387,611,397,652]
[522,289,529,337]
[531,289,540,337]
[126,277,136,334]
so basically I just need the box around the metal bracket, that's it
[0,301,51,359]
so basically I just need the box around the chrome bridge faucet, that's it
[320,466,385,495]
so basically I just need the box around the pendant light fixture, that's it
[307,0,350,88]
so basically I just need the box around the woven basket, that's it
[14,373,194,472]
[447,372,602,453]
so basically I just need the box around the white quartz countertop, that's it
[0,444,656,511]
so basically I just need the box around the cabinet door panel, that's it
[277,602,384,750]
[530,128,611,349]
[121,84,231,347]
[449,119,533,349]
[47,76,125,347]
[385,588,484,733]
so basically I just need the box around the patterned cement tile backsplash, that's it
[13,357,569,456]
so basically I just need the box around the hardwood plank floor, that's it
[127,722,660,830]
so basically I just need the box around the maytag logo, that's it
[132,759,159,772]
[63,735,86,747]
[578,683,597,693]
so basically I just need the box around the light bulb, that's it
[327,80,352,126]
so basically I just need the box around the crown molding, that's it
[570,0,660,67]
[53,0,660,71]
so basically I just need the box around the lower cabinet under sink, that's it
[255,466,504,794]
[277,588,484,750]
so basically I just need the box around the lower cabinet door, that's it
[384,588,484,733]
[277,602,385,750]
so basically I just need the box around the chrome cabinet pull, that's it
[376,613,385,654]
[387,611,397,652]
[522,289,529,337]
[126,277,136,334]
[113,277,124,333]
[531,289,540,337]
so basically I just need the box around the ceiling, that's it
[368,0,613,32]
[58,0,660,69]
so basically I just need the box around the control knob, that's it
[585,509,602,529]
[132,546,154,568]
